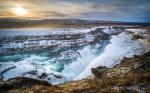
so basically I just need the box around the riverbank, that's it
[0,50,150,93]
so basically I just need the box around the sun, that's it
[12,7,28,16]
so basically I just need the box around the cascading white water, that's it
[74,31,144,80]
[0,27,145,85]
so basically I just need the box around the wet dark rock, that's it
[27,70,37,75]
[22,70,37,76]
[39,73,48,79]
[0,77,51,92]
[54,75,62,79]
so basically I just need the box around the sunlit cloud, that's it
[0,0,149,22]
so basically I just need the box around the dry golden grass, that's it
[5,70,150,93]
[2,51,150,93]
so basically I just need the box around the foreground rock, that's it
[0,77,51,93]
[92,51,150,78]
[0,51,150,93]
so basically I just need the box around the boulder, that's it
[91,66,108,78]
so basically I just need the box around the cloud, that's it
[30,1,95,18]
[0,0,150,22]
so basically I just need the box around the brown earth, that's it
[0,51,150,93]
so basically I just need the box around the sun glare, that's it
[12,7,28,16]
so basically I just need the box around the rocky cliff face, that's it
[0,28,109,55]
[92,51,150,78]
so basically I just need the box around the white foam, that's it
[74,31,144,80]
[62,46,97,80]
[103,26,122,34]
[3,62,36,80]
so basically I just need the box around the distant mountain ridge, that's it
[0,19,150,28]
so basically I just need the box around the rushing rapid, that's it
[0,27,144,84]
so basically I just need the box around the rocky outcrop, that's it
[0,77,51,92]
[92,51,150,78]
[91,66,107,78]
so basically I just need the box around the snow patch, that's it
[103,26,122,34]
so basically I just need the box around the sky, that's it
[0,0,150,22]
